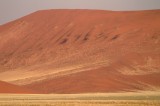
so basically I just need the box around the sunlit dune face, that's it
[0,9,160,93]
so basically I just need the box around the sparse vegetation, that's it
[0,92,160,106]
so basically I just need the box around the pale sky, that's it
[0,0,160,25]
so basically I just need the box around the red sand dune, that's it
[0,9,160,93]
[0,80,37,94]
[24,66,156,94]
[25,61,160,94]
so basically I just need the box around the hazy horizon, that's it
[0,0,160,25]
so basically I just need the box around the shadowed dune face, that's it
[0,9,160,94]
[0,81,37,94]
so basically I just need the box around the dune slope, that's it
[0,81,37,94]
[0,9,160,93]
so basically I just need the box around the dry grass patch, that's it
[0,91,160,106]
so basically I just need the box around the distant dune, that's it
[0,9,160,94]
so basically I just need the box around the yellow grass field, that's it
[0,91,160,106]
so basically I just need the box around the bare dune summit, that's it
[0,9,160,93]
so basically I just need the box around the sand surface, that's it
[0,9,160,93]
